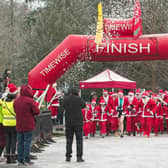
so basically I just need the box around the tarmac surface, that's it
[1,133,168,168]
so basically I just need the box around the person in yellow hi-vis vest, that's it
[0,99,6,161]
[2,83,18,164]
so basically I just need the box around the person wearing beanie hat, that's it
[90,100,98,137]
[114,90,129,138]
[14,85,40,166]
[97,99,109,138]
[1,83,18,163]
[126,91,139,136]
[136,92,157,138]
[82,104,92,139]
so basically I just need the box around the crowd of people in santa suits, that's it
[82,89,168,139]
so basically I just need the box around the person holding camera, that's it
[114,90,129,138]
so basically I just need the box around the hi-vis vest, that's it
[2,101,16,126]
[0,99,3,124]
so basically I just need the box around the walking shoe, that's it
[23,161,34,166]
[46,137,56,143]
[66,157,71,162]
[30,154,38,160]
[133,132,136,136]
[18,162,24,166]
[120,134,124,138]
[77,157,85,162]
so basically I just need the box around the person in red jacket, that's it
[126,91,139,136]
[153,96,164,136]
[82,104,92,139]
[136,92,156,138]
[99,90,114,135]
[97,99,109,138]
[14,85,40,166]
[114,90,129,138]
[90,99,98,137]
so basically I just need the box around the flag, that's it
[95,2,103,45]
[133,0,142,38]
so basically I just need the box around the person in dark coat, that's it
[14,85,40,166]
[63,88,86,162]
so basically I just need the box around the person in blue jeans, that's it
[14,85,40,166]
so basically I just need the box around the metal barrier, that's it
[32,110,52,144]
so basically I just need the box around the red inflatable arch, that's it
[28,2,168,89]
[28,33,168,89]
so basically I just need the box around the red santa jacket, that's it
[126,96,139,117]
[90,105,98,121]
[154,103,164,118]
[114,96,129,115]
[99,95,114,109]
[161,96,168,118]
[136,98,156,118]
[96,105,109,122]
[82,109,92,123]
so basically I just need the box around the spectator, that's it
[3,69,11,91]
[57,91,65,130]
[1,83,18,163]
[63,87,85,162]
[0,99,6,161]
[14,85,40,166]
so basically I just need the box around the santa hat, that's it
[128,91,134,96]
[86,104,90,108]
[103,90,108,93]
[159,89,164,94]
[141,92,148,98]
[91,99,96,104]
[136,89,141,94]
[109,92,113,96]
[118,90,123,95]
[100,99,106,104]
[8,83,18,94]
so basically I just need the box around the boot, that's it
[133,132,136,136]
[10,155,17,164]
[77,157,85,162]
[6,155,11,164]
[66,157,71,162]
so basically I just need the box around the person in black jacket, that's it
[63,88,85,162]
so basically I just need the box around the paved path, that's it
[1,134,168,168]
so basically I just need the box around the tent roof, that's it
[79,69,136,89]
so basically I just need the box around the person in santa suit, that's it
[90,99,98,137]
[82,104,92,139]
[158,90,168,133]
[114,90,129,138]
[97,99,109,138]
[136,92,156,138]
[48,83,60,125]
[109,92,119,136]
[126,91,139,136]
[110,92,118,101]
[152,96,164,136]
[135,89,141,100]
[99,90,114,135]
